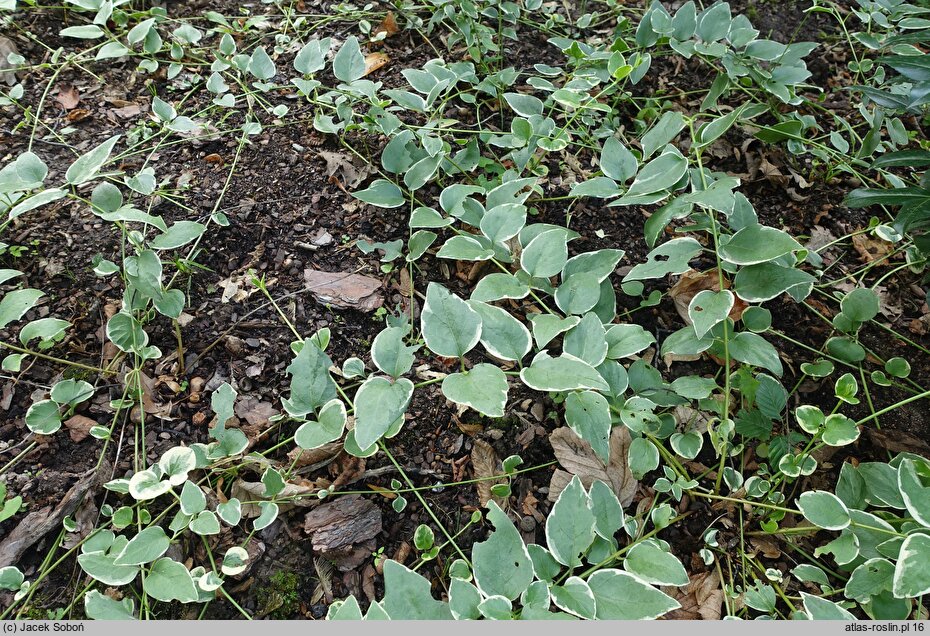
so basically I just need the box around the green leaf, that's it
[521,352,609,392]
[529,314,580,349]
[422,283,481,358]
[216,499,242,526]
[77,553,139,587]
[695,104,745,148]
[554,273,602,315]
[0,567,24,592]
[823,414,860,446]
[248,46,276,80]
[128,469,170,501]
[626,151,688,197]
[436,235,495,261]
[605,323,655,359]
[149,221,206,250]
[565,391,612,463]
[720,224,802,265]
[50,378,93,406]
[282,341,337,418]
[0,288,44,330]
[467,300,532,362]
[65,135,120,185]
[562,249,625,283]
[688,290,733,339]
[353,376,413,449]
[589,479,624,539]
[521,228,569,278]
[143,558,198,603]
[371,326,418,379]
[797,490,851,530]
[19,317,69,348]
[504,92,544,117]
[60,25,105,38]
[892,533,930,598]
[472,273,530,302]
[328,596,364,620]
[628,437,659,478]
[550,577,596,619]
[898,458,930,527]
[353,179,405,208]
[25,399,61,435]
[8,188,66,220]
[295,398,347,450]
[600,137,637,182]
[179,480,206,516]
[623,540,689,586]
[333,36,366,83]
[294,38,331,75]
[449,578,482,620]
[480,203,527,243]
[733,262,815,302]
[545,476,596,568]
[801,592,857,620]
[442,364,508,418]
[846,558,895,603]
[473,501,534,600]
[641,111,685,159]
[114,526,170,566]
[623,238,701,281]
[841,288,880,323]
[253,501,278,531]
[84,590,136,620]
[588,569,680,619]
[727,332,783,376]
[563,313,608,367]
[189,510,220,536]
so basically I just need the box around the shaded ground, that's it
[1,0,929,619]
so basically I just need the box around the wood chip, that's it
[303,495,382,554]
[304,269,383,312]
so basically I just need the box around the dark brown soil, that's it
[1,0,929,621]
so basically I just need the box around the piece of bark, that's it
[303,495,382,554]
[0,467,99,566]
[304,269,383,312]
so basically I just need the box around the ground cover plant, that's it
[0,0,929,621]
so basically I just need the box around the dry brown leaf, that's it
[64,414,97,443]
[287,442,342,469]
[55,84,80,109]
[750,536,781,559]
[0,36,20,87]
[548,426,637,506]
[471,439,506,507]
[664,571,724,620]
[373,11,400,38]
[317,150,374,188]
[304,269,383,312]
[669,269,747,325]
[852,232,892,263]
[363,52,390,77]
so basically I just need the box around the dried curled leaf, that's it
[548,426,637,506]
[664,571,724,620]
[471,439,506,507]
